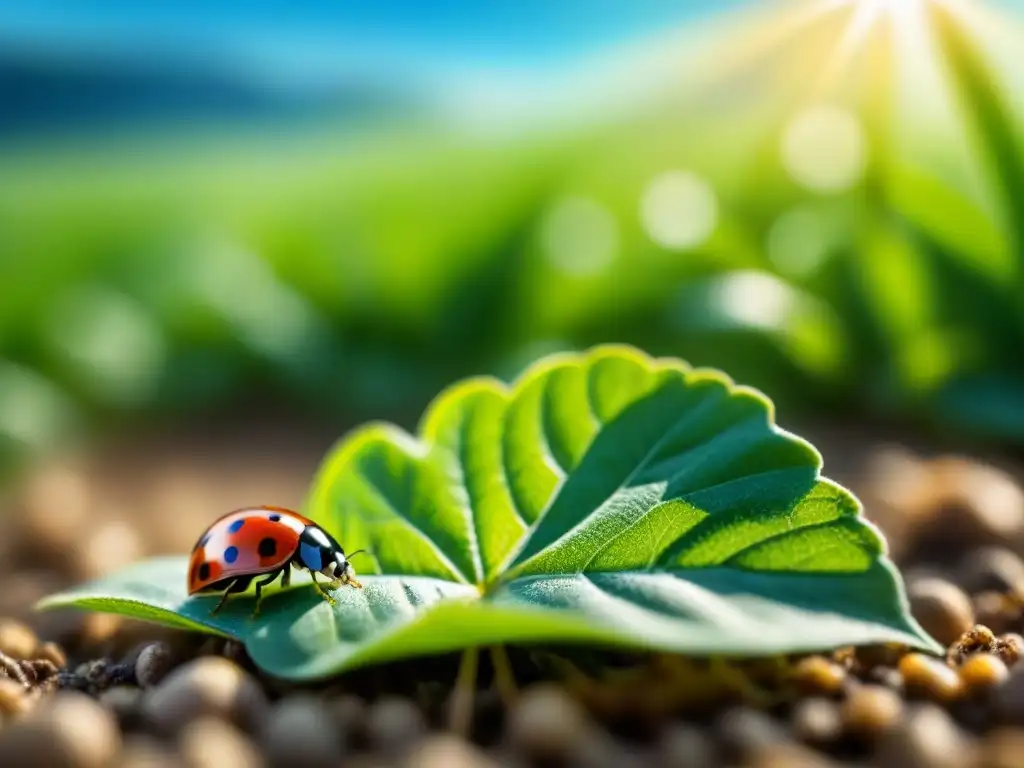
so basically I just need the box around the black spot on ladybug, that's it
[268,513,281,522]
[258,537,277,558]
[228,519,245,533]
[224,546,239,564]
[198,562,211,581]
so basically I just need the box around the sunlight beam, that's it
[814,0,930,92]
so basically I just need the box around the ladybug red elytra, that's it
[187,505,365,617]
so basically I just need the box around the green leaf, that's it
[39,345,938,680]
[928,1,1024,263]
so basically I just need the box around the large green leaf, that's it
[40,346,937,680]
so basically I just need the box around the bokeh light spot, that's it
[541,197,618,277]
[782,105,867,193]
[47,286,167,407]
[766,206,832,277]
[0,362,76,449]
[710,271,792,331]
[640,170,718,250]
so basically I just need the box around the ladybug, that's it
[188,505,365,617]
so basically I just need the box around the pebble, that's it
[993,664,1024,724]
[929,458,1024,549]
[506,684,590,762]
[573,732,653,768]
[0,619,38,660]
[657,723,717,768]
[342,757,395,768]
[117,736,184,768]
[959,653,1010,694]
[907,579,976,646]
[716,706,790,761]
[840,684,904,739]
[142,657,268,736]
[179,716,265,768]
[957,547,1024,596]
[862,448,932,560]
[853,643,905,671]
[0,678,31,718]
[9,452,1024,767]
[328,693,367,747]
[791,698,842,746]
[745,742,838,768]
[899,654,963,702]
[79,614,125,652]
[0,691,121,768]
[973,592,1017,635]
[0,571,68,633]
[263,695,342,768]
[868,666,906,696]
[196,638,247,667]
[873,455,1024,563]
[873,704,973,768]
[135,642,173,688]
[980,727,1024,768]
[99,686,144,729]
[404,734,497,768]
[15,464,92,563]
[36,642,67,669]
[74,517,143,581]
[365,695,428,755]
[790,656,846,697]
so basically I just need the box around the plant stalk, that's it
[448,646,480,737]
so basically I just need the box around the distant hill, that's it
[0,46,424,138]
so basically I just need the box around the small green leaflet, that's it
[39,345,938,680]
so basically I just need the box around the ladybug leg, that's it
[251,570,282,618]
[310,572,337,607]
[281,567,292,589]
[210,580,238,616]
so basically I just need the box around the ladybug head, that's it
[322,549,353,582]
[325,548,367,589]
[297,525,366,589]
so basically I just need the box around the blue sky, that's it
[0,0,749,74]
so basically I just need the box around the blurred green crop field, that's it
[1,0,1023,479]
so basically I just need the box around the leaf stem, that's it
[489,645,518,704]
[448,646,480,737]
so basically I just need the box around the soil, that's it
[2,417,1024,767]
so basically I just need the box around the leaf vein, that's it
[721,518,870,568]
[353,473,471,584]
[456,409,486,585]
[540,379,571,476]
[497,418,529,532]
[511,385,723,572]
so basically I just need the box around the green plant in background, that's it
[3,0,1024,484]
[908,0,1024,441]
[40,346,938,680]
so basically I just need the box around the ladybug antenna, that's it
[347,549,370,561]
